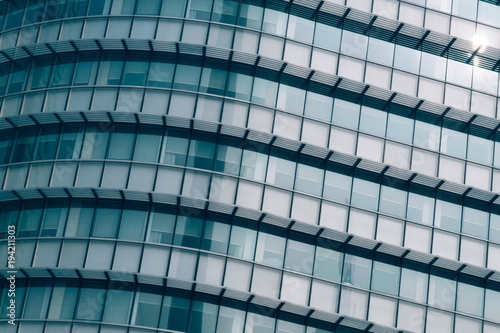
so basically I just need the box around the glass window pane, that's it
[342,254,371,289]
[371,261,400,295]
[284,239,314,274]
[118,203,148,241]
[131,286,162,326]
[295,164,323,196]
[173,216,203,248]
[92,201,121,238]
[159,295,190,331]
[201,219,230,254]
[266,156,296,189]
[351,178,379,211]
[313,246,343,282]
[332,99,360,129]
[428,273,456,310]
[228,221,257,260]
[255,226,286,267]
[173,64,201,91]
[102,285,134,324]
[456,280,484,316]
[379,186,407,218]
[187,301,218,333]
[435,199,461,232]
[314,23,341,50]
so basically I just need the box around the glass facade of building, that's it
[1,0,500,332]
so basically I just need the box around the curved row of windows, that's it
[1,235,500,331]
[1,197,500,321]
[1,53,499,171]
[1,123,500,245]
[3,231,500,330]
[2,85,500,194]
[4,158,500,270]
[1,13,499,114]
[2,0,500,76]
[0,278,351,333]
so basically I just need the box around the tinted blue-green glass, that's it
[386,113,414,143]
[407,192,434,225]
[240,149,268,181]
[304,92,333,121]
[187,0,213,20]
[17,201,43,237]
[267,156,296,189]
[76,281,106,321]
[285,240,315,274]
[342,254,371,289]
[237,3,263,29]
[173,65,201,91]
[252,77,278,107]
[394,45,421,73]
[371,261,400,296]
[161,0,187,16]
[441,127,467,158]
[51,61,75,87]
[456,281,484,316]
[313,247,343,282]
[367,37,394,66]
[118,203,148,241]
[173,216,203,248]
[122,61,149,86]
[462,207,488,238]
[212,0,239,24]
[262,8,287,35]
[227,72,253,100]
[107,125,136,160]
[490,213,500,242]
[201,220,230,253]
[359,106,387,136]
[435,200,461,232]
[48,281,79,319]
[200,68,227,95]
[228,224,257,260]
[40,200,68,237]
[162,131,189,166]
[332,99,360,130]
[133,126,163,162]
[159,296,191,331]
[11,128,36,163]
[351,178,379,211]
[186,138,216,170]
[214,144,242,176]
[399,267,428,303]
[188,301,218,333]
[34,126,59,161]
[132,287,162,326]
[295,163,324,196]
[468,135,493,164]
[147,205,175,244]
[287,15,314,43]
[102,286,134,324]
[136,0,161,14]
[379,186,407,218]
[277,84,306,115]
[92,201,121,238]
[485,289,500,321]
[148,62,175,88]
[413,121,440,150]
[23,280,51,319]
[255,229,286,267]
[323,171,351,203]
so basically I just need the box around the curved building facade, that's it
[1,0,500,332]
